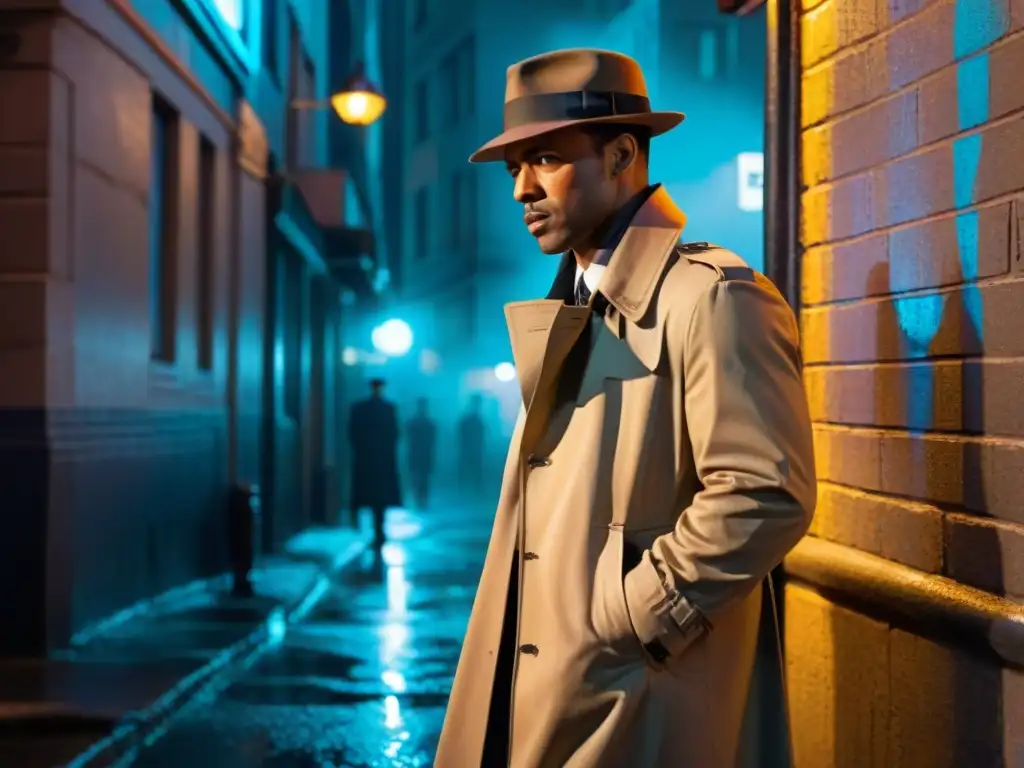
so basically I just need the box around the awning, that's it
[284,168,377,291]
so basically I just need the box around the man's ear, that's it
[609,133,639,176]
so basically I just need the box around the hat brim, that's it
[468,111,685,163]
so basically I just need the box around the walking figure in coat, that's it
[348,378,402,546]
[406,397,437,509]
[434,49,816,768]
[456,394,487,498]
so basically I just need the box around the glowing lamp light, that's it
[331,62,387,126]
[494,362,516,382]
[372,319,413,357]
[342,347,359,366]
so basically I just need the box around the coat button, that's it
[524,552,538,561]
[519,643,539,656]
[527,454,551,468]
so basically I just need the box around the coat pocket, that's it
[590,527,646,661]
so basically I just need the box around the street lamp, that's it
[331,62,388,126]
[290,61,387,127]
[494,362,516,382]
[371,318,414,357]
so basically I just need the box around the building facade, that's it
[771,0,1024,762]
[0,0,371,656]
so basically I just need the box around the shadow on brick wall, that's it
[842,260,1005,765]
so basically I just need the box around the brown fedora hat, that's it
[469,48,684,164]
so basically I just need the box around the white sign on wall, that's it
[737,152,764,212]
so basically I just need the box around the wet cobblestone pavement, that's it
[125,499,491,767]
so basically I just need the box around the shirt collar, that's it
[572,184,659,294]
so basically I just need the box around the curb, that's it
[65,532,373,768]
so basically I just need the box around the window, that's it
[414,188,429,258]
[302,55,317,166]
[461,36,476,118]
[150,95,179,363]
[197,137,216,371]
[263,0,278,78]
[412,0,427,30]
[210,0,244,31]
[414,79,429,142]
[442,51,459,125]
[281,252,303,421]
[463,169,477,258]
[285,12,300,168]
[449,172,462,248]
[698,30,719,80]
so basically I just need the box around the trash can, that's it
[229,483,261,597]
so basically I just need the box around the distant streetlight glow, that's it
[372,319,413,357]
[419,349,440,374]
[342,347,359,366]
[494,362,516,382]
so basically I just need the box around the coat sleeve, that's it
[623,274,817,659]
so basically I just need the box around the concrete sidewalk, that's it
[0,524,373,768]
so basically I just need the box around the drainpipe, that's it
[764,0,801,312]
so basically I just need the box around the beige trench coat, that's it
[435,187,816,768]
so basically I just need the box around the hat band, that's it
[503,90,651,129]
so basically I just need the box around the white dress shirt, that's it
[574,261,607,296]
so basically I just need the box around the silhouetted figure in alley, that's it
[457,394,487,498]
[348,378,402,546]
[406,398,437,509]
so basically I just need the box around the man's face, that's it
[504,128,618,255]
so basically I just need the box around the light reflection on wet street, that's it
[128,500,491,767]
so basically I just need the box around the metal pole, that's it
[762,1,801,766]
[764,0,801,312]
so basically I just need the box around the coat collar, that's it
[545,184,687,323]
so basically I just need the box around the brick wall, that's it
[788,0,1024,764]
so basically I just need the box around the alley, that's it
[124,499,492,767]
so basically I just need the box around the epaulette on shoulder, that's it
[676,242,755,282]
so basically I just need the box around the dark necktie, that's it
[575,274,592,306]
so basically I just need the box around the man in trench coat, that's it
[348,378,402,544]
[435,49,816,767]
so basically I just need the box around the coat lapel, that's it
[503,186,690,452]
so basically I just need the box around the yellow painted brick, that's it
[802,59,835,127]
[801,233,889,306]
[800,244,832,306]
[800,173,875,245]
[944,512,1024,595]
[785,585,890,768]
[802,0,841,68]
[813,481,884,553]
[801,278,1024,365]
[800,359,1024,440]
[800,184,831,246]
[1005,667,1024,761]
[837,0,880,47]
[802,366,827,425]
[812,425,883,490]
[800,307,830,364]
[889,630,1003,767]
[875,110,1024,230]
[813,481,944,572]
[879,433,1024,526]
[802,123,833,189]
